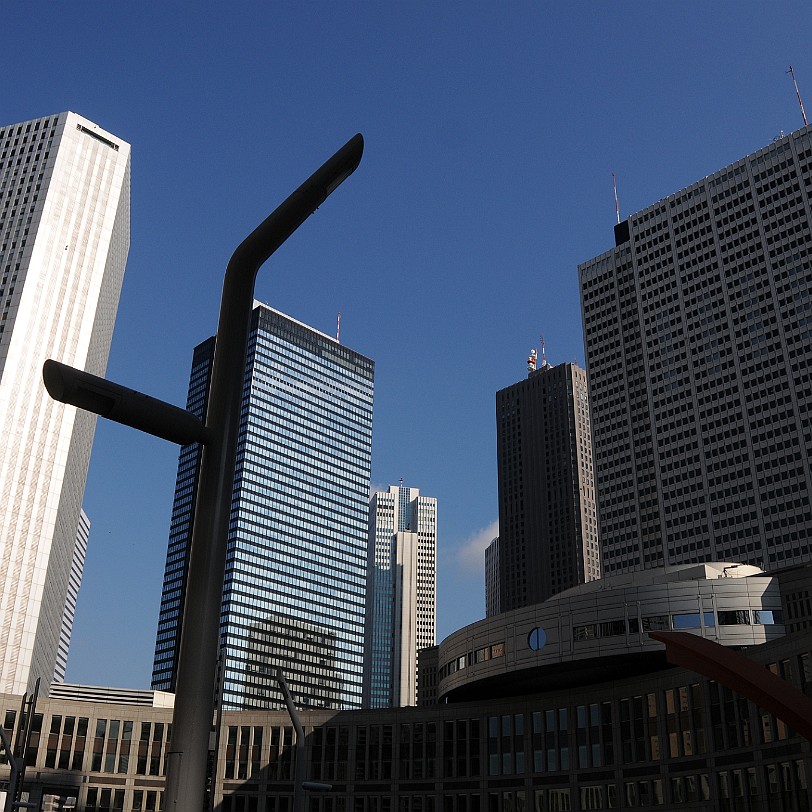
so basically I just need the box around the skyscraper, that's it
[580,123,812,575]
[152,304,374,710]
[53,509,90,685]
[495,352,600,611]
[484,536,500,617]
[363,483,437,708]
[0,112,130,694]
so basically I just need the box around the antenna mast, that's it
[612,172,620,225]
[788,65,808,126]
[540,334,548,368]
[336,311,341,343]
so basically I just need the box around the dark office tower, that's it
[495,351,600,611]
[579,124,812,576]
[152,304,374,710]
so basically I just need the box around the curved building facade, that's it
[439,564,784,701]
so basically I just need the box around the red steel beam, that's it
[649,630,812,742]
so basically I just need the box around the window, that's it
[528,628,547,651]
[573,624,597,641]
[600,619,627,636]
[547,790,570,811]
[718,610,751,625]
[672,613,701,629]
[753,609,783,625]
[579,787,603,810]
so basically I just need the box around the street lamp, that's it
[43,133,364,812]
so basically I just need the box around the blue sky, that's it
[3,2,812,688]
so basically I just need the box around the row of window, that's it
[439,643,505,680]
[441,607,784,675]
[571,608,783,642]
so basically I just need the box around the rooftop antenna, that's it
[611,172,620,225]
[788,65,808,126]
[527,348,537,374]
[336,311,341,343]
[540,334,548,368]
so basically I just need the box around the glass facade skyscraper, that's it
[363,484,437,708]
[153,304,374,710]
[0,112,130,694]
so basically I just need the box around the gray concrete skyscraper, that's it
[153,304,374,710]
[495,352,600,611]
[580,123,812,576]
[0,113,130,694]
[363,483,437,708]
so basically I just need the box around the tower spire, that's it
[612,172,621,225]
[788,65,808,126]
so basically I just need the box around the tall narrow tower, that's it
[495,353,600,611]
[363,483,437,708]
[0,112,130,694]
[153,304,374,710]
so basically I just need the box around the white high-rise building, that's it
[0,112,130,694]
[363,483,437,708]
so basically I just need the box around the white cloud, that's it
[448,520,499,577]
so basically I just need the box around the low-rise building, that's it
[2,564,810,811]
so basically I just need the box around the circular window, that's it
[527,627,547,651]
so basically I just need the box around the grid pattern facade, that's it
[53,509,89,685]
[152,338,214,691]
[579,124,812,575]
[0,112,130,694]
[152,305,374,710]
[496,362,600,610]
[364,485,437,708]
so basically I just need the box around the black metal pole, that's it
[163,134,363,812]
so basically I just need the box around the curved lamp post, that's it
[44,134,364,812]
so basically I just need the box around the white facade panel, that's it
[0,113,130,694]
